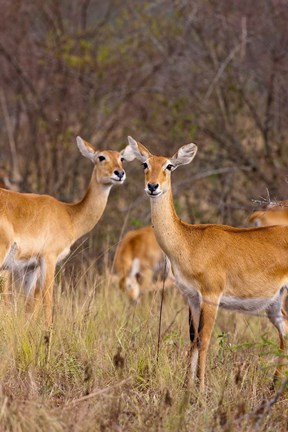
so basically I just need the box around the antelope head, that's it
[77,136,134,185]
[125,136,197,197]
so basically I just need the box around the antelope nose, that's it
[147,183,159,193]
[114,170,125,180]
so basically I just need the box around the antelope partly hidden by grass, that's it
[0,137,133,326]
[125,136,288,391]
[248,200,288,317]
[249,200,288,227]
[114,225,171,302]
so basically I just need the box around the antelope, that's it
[248,201,288,227]
[114,225,170,302]
[248,201,288,316]
[0,137,133,326]
[0,171,21,304]
[0,176,20,192]
[125,136,288,391]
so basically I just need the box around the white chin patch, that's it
[145,189,162,198]
[111,176,125,184]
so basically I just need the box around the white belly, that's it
[2,238,70,270]
[171,261,280,313]
[220,294,278,313]
[172,263,200,303]
[2,242,39,272]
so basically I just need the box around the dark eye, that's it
[98,155,106,162]
[143,162,148,170]
[166,164,174,171]
[120,157,125,162]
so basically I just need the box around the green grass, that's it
[0,269,287,431]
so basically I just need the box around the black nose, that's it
[147,183,159,193]
[114,170,125,180]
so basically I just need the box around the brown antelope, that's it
[0,176,20,192]
[0,137,133,326]
[248,201,288,315]
[125,136,288,391]
[0,171,21,304]
[248,201,288,227]
[114,225,171,302]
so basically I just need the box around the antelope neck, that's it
[69,171,112,240]
[150,188,183,255]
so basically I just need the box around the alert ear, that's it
[76,136,98,163]
[170,143,197,168]
[127,136,152,162]
[120,144,136,162]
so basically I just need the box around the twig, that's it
[174,166,251,193]
[0,88,21,181]
[251,196,288,209]
[204,28,249,102]
[156,255,167,363]
[65,376,132,407]
[161,306,186,339]
[247,377,288,430]
[109,204,132,277]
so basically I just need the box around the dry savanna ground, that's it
[0,261,287,432]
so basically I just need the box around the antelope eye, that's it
[120,157,125,162]
[143,162,148,170]
[98,155,106,162]
[166,164,174,171]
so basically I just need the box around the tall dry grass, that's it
[0,263,287,431]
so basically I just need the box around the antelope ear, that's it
[120,144,136,162]
[127,136,152,162]
[76,136,97,163]
[170,143,197,168]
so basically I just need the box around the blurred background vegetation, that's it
[0,0,287,267]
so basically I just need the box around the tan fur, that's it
[127,137,288,391]
[114,226,168,302]
[0,175,20,304]
[248,205,288,227]
[0,137,130,326]
[248,200,288,324]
